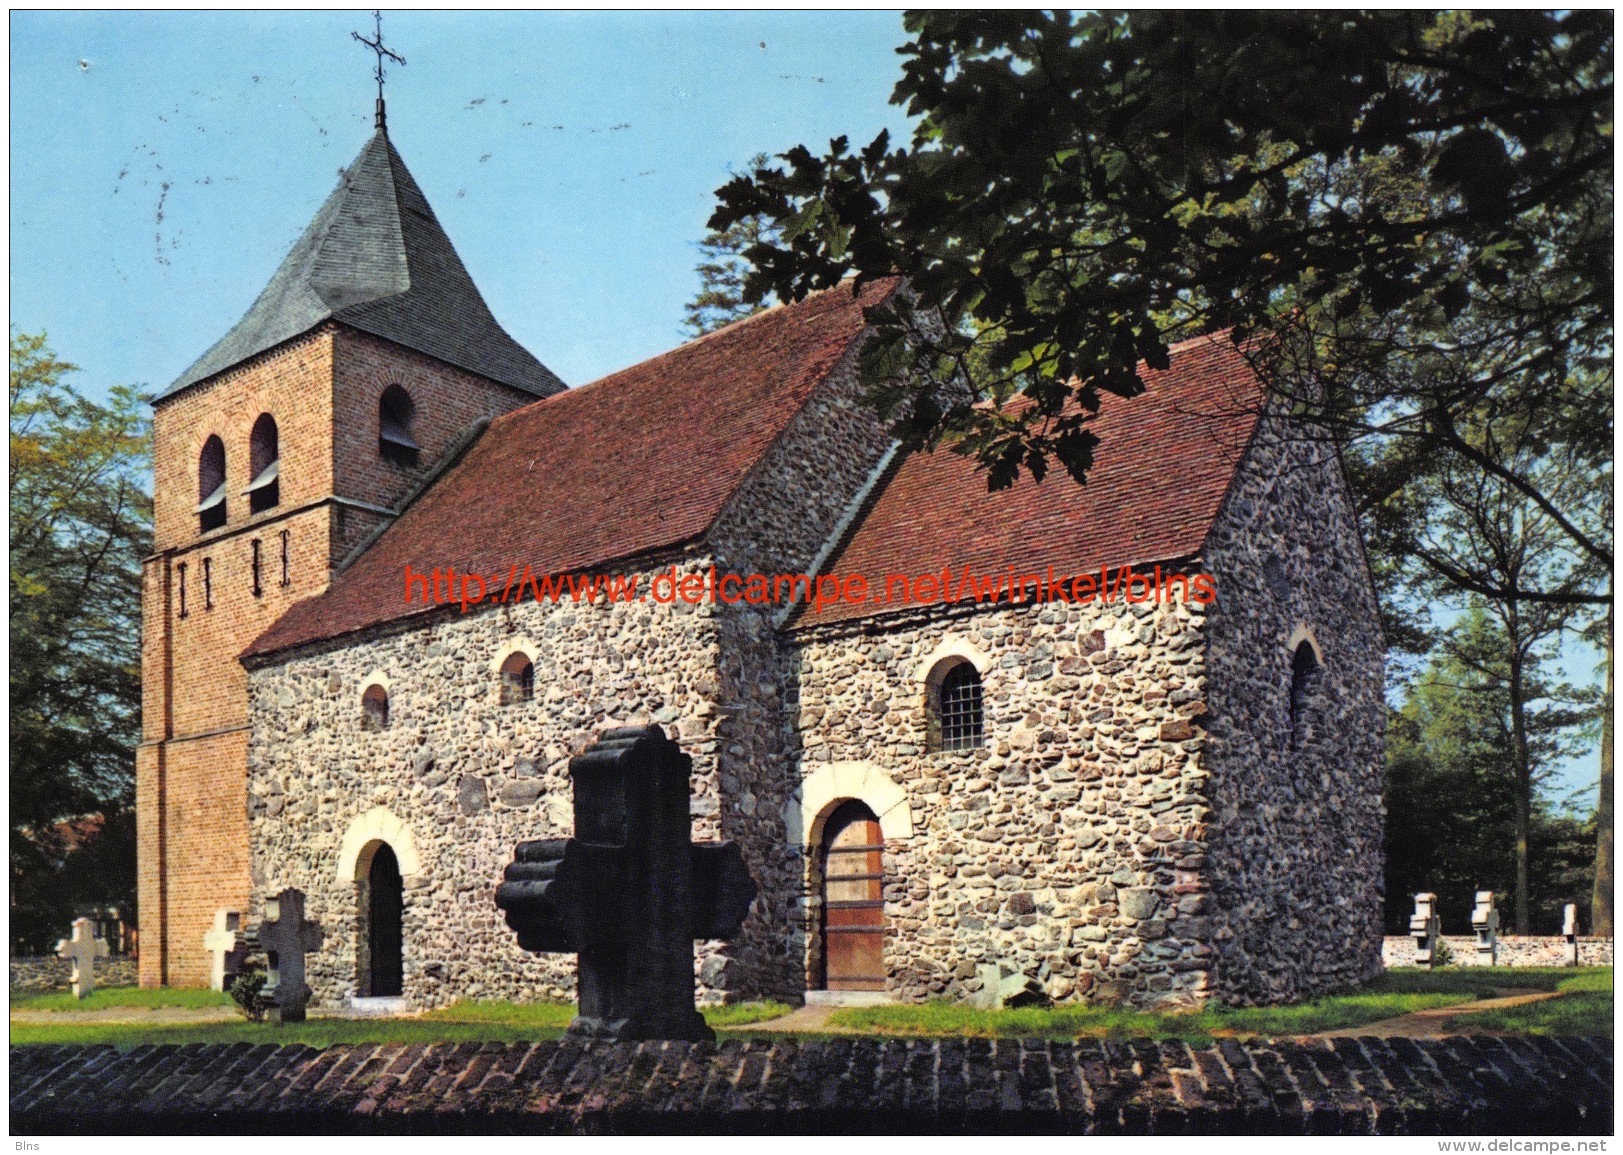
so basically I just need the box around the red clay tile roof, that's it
[246,277,898,658]
[798,334,1266,627]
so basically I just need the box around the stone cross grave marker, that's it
[247,889,325,1023]
[1471,890,1499,963]
[495,724,758,1041]
[55,917,110,999]
[1563,903,1580,966]
[203,909,249,992]
[1410,892,1441,968]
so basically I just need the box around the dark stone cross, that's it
[495,724,758,1042]
[247,888,325,1024]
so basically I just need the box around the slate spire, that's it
[164,131,564,399]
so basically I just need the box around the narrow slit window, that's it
[246,414,279,514]
[177,562,188,619]
[251,538,262,597]
[279,530,291,587]
[1289,641,1321,746]
[202,557,214,610]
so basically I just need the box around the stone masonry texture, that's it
[140,322,537,988]
[10,1037,1612,1135]
[241,396,1384,1011]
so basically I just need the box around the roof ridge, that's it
[484,277,896,433]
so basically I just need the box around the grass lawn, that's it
[8,996,792,1050]
[823,968,1613,1043]
[11,986,233,1012]
[11,969,1609,1048]
[1452,970,1614,1037]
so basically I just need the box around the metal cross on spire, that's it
[352,10,406,133]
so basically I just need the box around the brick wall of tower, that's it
[330,328,542,518]
[139,325,544,986]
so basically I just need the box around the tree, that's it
[1385,611,1596,935]
[710,11,1610,491]
[709,9,1613,925]
[683,154,780,338]
[9,331,150,952]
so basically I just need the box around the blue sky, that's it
[10,9,913,392]
[10,10,1603,801]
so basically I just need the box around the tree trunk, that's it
[1593,597,1613,936]
[1508,640,1533,935]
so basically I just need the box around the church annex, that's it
[140,125,1385,1010]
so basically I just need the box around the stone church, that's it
[139,122,1385,1011]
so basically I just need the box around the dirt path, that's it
[10,1005,241,1026]
[729,1004,841,1032]
[1313,988,1562,1039]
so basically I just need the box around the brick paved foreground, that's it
[10,1036,1612,1135]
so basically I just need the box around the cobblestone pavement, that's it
[10,1036,1611,1134]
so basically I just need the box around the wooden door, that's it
[821,801,886,991]
[368,843,403,997]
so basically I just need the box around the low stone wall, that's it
[9,956,138,994]
[1382,936,1613,969]
[9,1037,1611,1135]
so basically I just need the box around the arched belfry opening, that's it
[819,800,886,992]
[363,842,403,998]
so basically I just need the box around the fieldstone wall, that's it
[790,594,1215,1008]
[701,340,895,1001]
[1382,936,1614,969]
[243,342,893,1011]
[10,956,139,994]
[1198,415,1386,1004]
[245,552,731,1010]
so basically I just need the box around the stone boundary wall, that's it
[11,1037,1610,1135]
[1382,936,1614,969]
[9,957,138,994]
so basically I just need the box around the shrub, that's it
[228,964,275,1023]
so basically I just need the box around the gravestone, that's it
[55,917,110,998]
[203,909,249,992]
[246,888,325,1023]
[1563,903,1580,966]
[970,961,1046,1010]
[1471,890,1499,963]
[494,724,757,1042]
[1410,892,1441,968]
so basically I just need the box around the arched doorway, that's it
[820,800,886,991]
[367,843,403,997]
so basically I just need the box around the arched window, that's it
[197,435,227,533]
[361,684,390,732]
[1289,641,1320,745]
[247,414,279,514]
[499,651,534,705]
[379,385,419,465]
[927,658,983,752]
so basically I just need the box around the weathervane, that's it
[352,10,405,133]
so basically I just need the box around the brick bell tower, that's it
[137,116,564,986]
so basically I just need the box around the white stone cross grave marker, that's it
[1563,903,1580,966]
[55,917,110,998]
[203,909,246,992]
